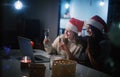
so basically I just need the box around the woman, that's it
[43,18,85,64]
[85,15,111,72]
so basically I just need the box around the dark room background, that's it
[0,0,60,49]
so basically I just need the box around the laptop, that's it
[17,36,50,63]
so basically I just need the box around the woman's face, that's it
[86,25,93,36]
[64,28,75,40]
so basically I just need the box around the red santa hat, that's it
[66,18,84,34]
[87,15,108,33]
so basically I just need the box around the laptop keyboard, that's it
[34,55,50,62]
[34,55,43,61]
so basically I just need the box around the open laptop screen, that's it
[17,36,50,63]
[17,36,35,61]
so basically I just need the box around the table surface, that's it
[0,49,112,77]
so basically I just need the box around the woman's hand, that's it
[59,41,73,59]
[43,38,50,45]
[59,41,68,51]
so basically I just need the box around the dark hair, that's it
[73,32,82,45]
[90,25,105,42]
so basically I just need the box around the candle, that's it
[24,56,27,63]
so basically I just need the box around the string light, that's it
[14,0,23,10]
[99,0,105,6]
[65,3,69,9]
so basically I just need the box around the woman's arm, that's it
[86,37,100,69]
[59,42,74,59]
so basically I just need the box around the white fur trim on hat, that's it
[66,21,78,33]
[87,19,104,31]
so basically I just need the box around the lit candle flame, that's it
[24,56,27,62]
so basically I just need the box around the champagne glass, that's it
[44,28,49,39]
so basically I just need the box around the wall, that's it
[1,0,60,49]
[71,0,108,21]
[60,0,109,29]
[24,0,60,43]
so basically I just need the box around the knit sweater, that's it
[44,34,83,63]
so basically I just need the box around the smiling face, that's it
[86,25,93,36]
[64,27,75,40]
